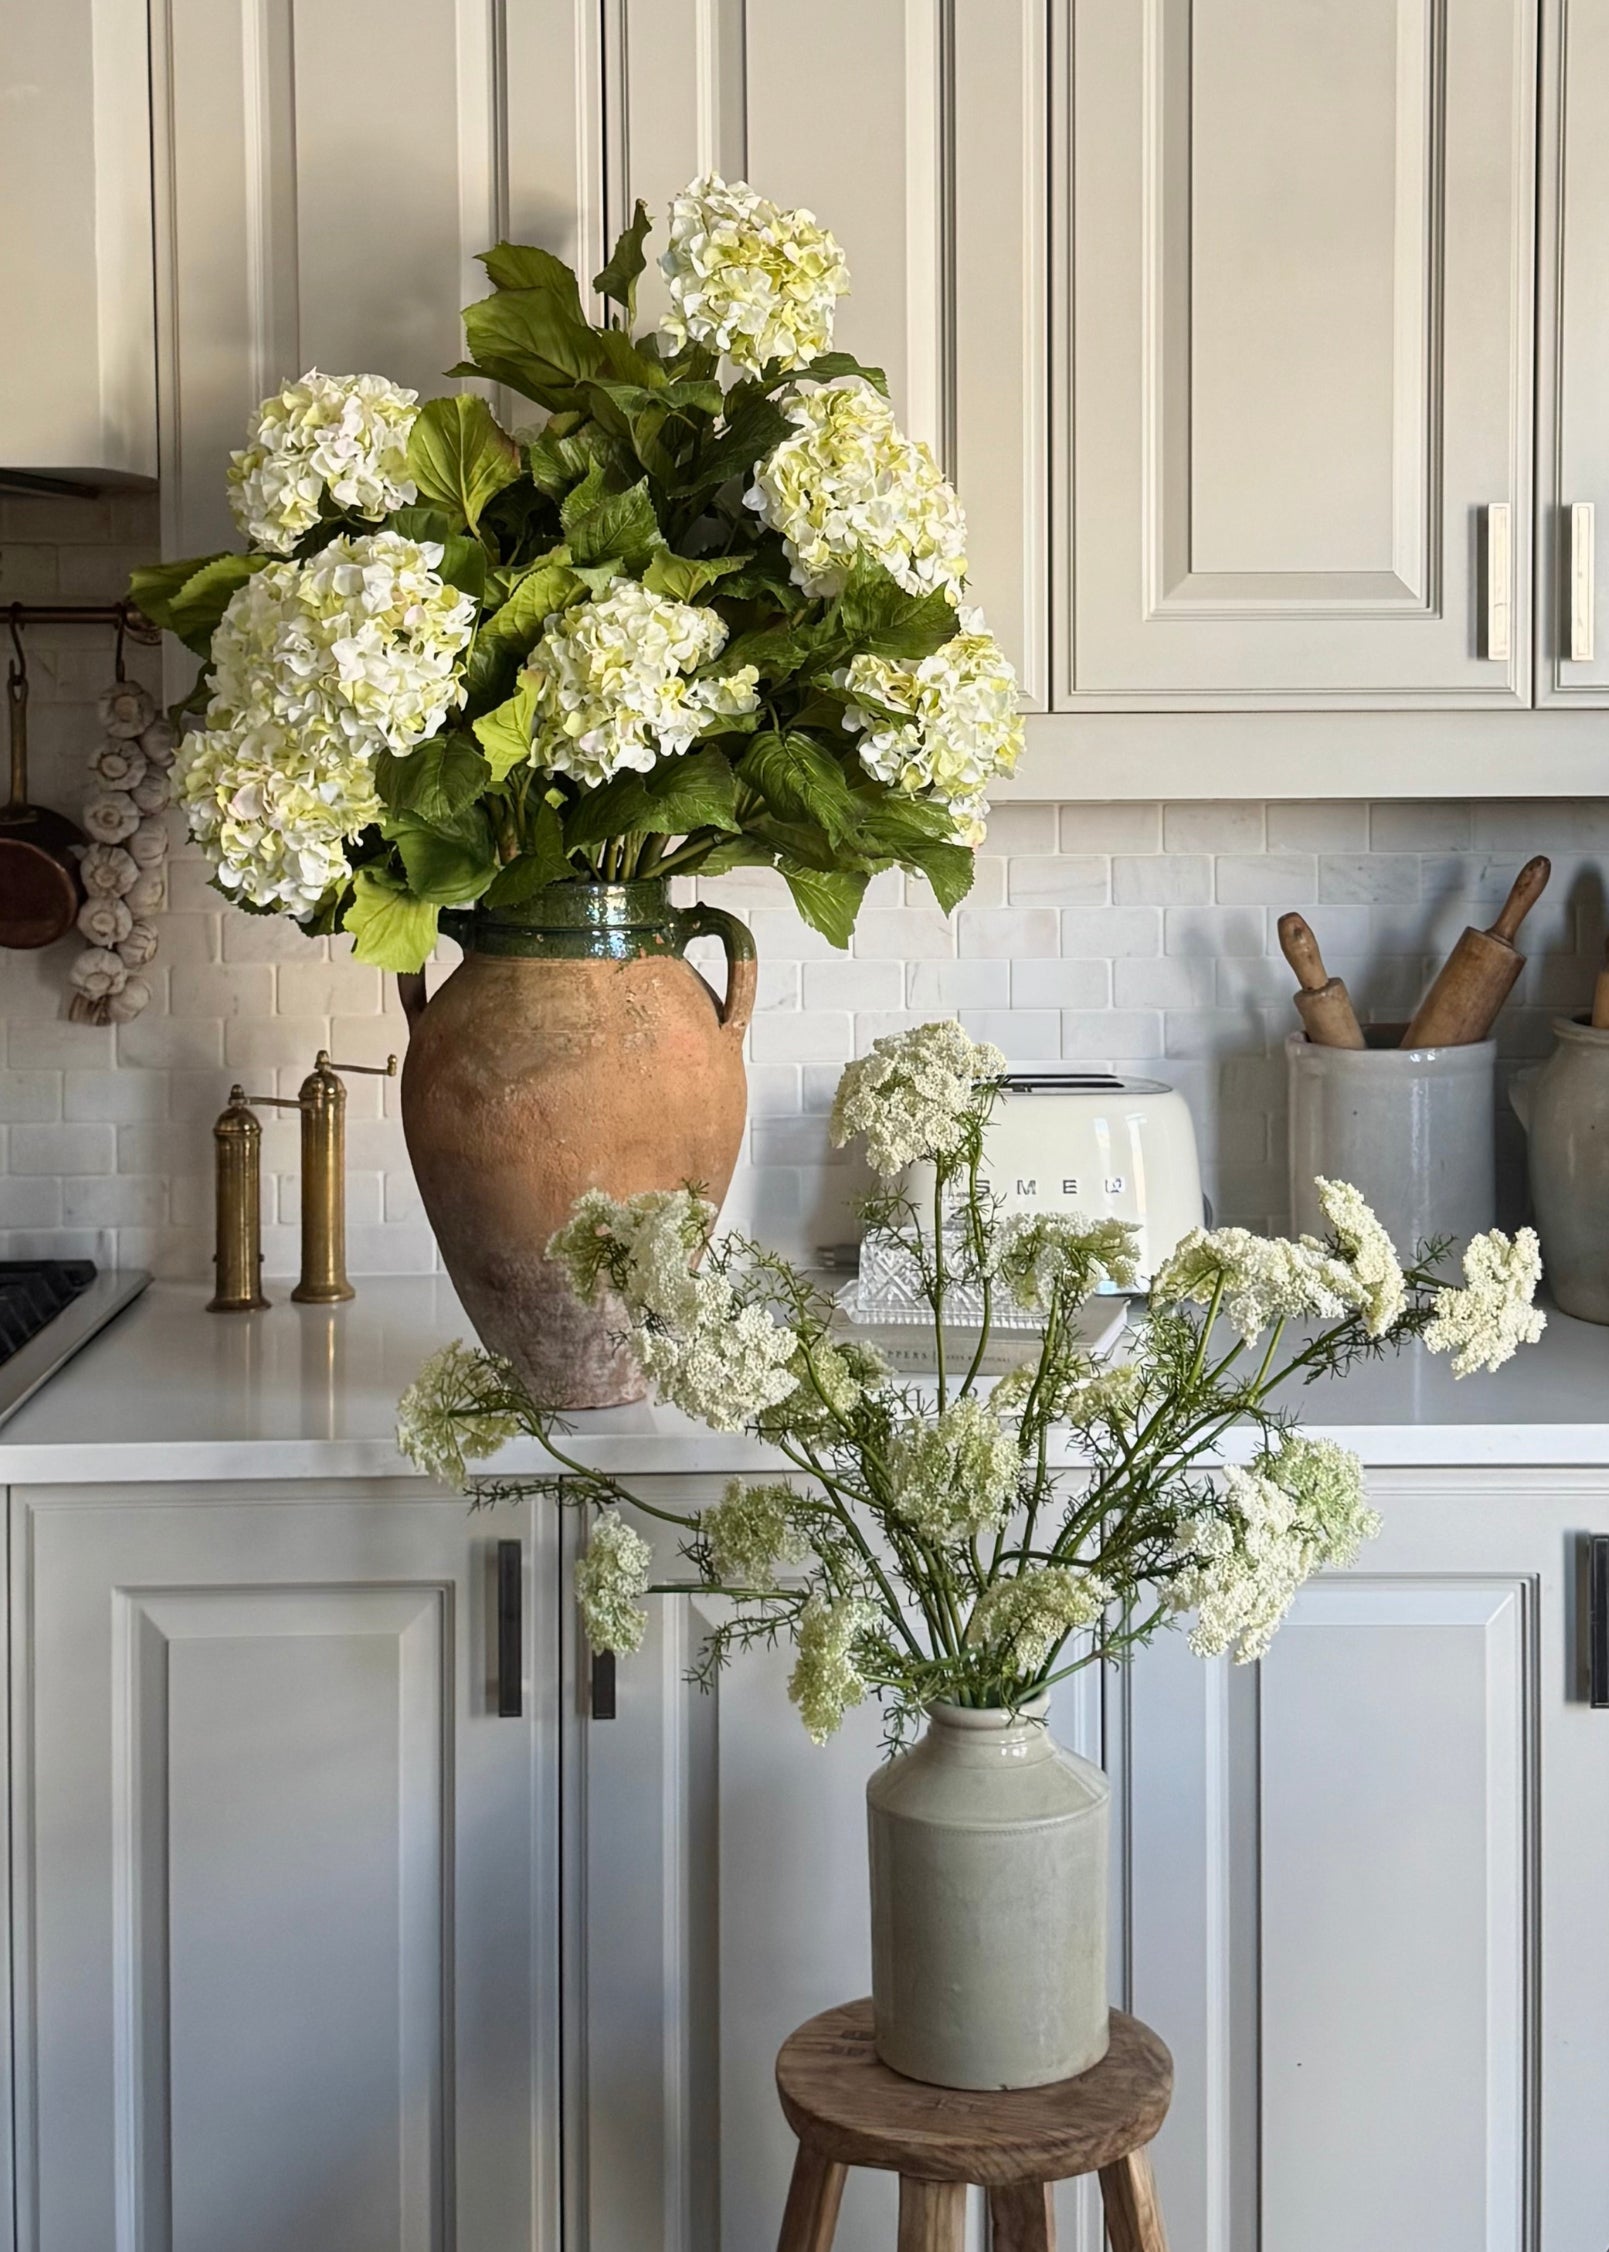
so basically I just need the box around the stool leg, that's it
[897,2176,967,2252]
[776,2143,847,2252]
[1098,2147,1170,2252]
[988,2180,1055,2249]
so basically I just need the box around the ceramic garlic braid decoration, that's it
[68,685,173,1025]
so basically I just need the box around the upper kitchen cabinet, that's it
[1063,0,1538,710]
[1537,0,1609,702]
[152,0,602,555]
[613,0,1050,706]
[0,0,156,486]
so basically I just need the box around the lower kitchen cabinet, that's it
[575,1472,1609,2252]
[7,1480,555,2252]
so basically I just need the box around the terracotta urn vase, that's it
[399,880,756,1408]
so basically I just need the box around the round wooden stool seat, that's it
[773,2000,1174,2251]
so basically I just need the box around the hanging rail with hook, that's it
[4,600,160,641]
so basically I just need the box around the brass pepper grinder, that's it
[207,1087,272,1312]
[290,1049,399,1304]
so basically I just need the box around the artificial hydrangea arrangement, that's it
[396,1022,1546,1747]
[128,176,1022,969]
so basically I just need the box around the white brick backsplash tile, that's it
[384,1170,426,1223]
[1060,907,1160,956]
[746,1065,802,1118]
[0,1177,63,1225]
[223,1017,330,1072]
[954,856,1008,909]
[1472,798,1609,852]
[959,1010,1062,1059]
[1009,959,1110,1009]
[63,1175,168,1227]
[345,1224,439,1272]
[1265,801,1369,852]
[752,1117,835,1166]
[11,1122,115,1173]
[800,1065,841,1114]
[755,960,801,1011]
[958,907,1060,957]
[907,959,1010,1009]
[170,963,276,1019]
[221,909,330,962]
[979,805,1057,854]
[1113,855,1211,905]
[802,959,903,1011]
[1061,1011,1162,1060]
[750,1011,852,1062]
[748,908,840,959]
[1165,906,1266,957]
[1369,801,1473,851]
[1217,955,1298,1009]
[63,1069,163,1123]
[1059,803,1162,852]
[276,959,384,1016]
[1164,1009,1277,1059]
[1117,956,1216,1008]
[1163,802,1266,852]
[1214,854,1316,906]
[1005,856,1108,906]
[0,1069,62,1122]
[861,868,906,907]
[1318,854,1420,905]
[854,907,955,959]
[344,1118,412,1169]
[120,1014,227,1071]
[852,1011,930,1047]
[7,1018,116,1070]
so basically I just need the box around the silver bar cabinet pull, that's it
[1570,501,1595,662]
[1486,502,1511,661]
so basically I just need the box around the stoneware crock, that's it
[399,880,755,1408]
[1511,1015,1609,1325]
[866,1698,1110,2091]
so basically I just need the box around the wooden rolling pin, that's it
[1277,912,1366,1049]
[1401,855,1551,1048]
[1593,938,1609,1031]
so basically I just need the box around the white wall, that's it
[1,502,1602,1275]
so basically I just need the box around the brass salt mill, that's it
[208,1050,399,1311]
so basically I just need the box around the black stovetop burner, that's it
[0,1261,98,1366]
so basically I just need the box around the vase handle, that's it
[678,903,757,1038]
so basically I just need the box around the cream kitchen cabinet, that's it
[575,1470,1609,2252]
[8,1479,553,2252]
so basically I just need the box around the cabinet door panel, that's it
[12,1484,546,2252]
[615,0,1049,704]
[1067,0,1536,706]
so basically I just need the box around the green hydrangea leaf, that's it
[479,241,585,320]
[384,504,460,546]
[128,551,231,640]
[460,287,603,402]
[563,745,740,850]
[406,394,521,532]
[792,351,889,396]
[834,563,959,661]
[464,555,581,702]
[738,730,859,845]
[483,800,571,902]
[132,552,271,657]
[373,733,491,823]
[593,199,653,322]
[562,472,661,569]
[642,550,747,602]
[387,807,499,906]
[472,676,538,781]
[780,865,867,949]
[897,836,975,913]
[343,870,441,972]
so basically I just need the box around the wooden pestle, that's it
[1277,913,1366,1049]
[1593,937,1609,1031]
[1401,855,1551,1048]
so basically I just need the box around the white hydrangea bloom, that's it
[887,1398,1021,1542]
[1173,1434,1378,1663]
[395,1339,521,1487]
[968,1568,1111,1677]
[177,533,474,915]
[637,1275,798,1431]
[1424,1227,1546,1376]
[1311,1177,1406,1337]
[702,1479,809,1589]
[1151,1224,1370,1347]
[523,579,759,789]
[829,1019,1004,1178]
[745,380,967,601]
[547,1186,715,1334]
[228,370,419,553]
[574,1509,654,1656]
[839,608,1022,844]
[995,1212,1141,1313]
[660,173,849,376]
[788,1594,877,1743]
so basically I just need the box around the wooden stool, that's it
[774,2000,1172,2252]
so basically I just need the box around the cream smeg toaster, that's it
[977,1072,1205,1287]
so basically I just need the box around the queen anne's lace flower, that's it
[702,1480,809,1590]
[830,1020,1004,1178]
[522,579,759,789]
[839,609,1022,844]
[788,1594,877,1742]
[177,533,474,915]
[1424,1227,1546,1375]
[1173,1433,1377,1662]
[395,1339,521,1487]
[661,173,849,375]
[746,380,967,601]
[887,1399,1021,1542]
[575,1510,654,1656]
[1152,1224,1370,1346]
[968,1568,1110,1678]
[637,1277,798,1431]
[228,370,418,553]
[1312,1177,1406,1337]
[995,1213,1141,1312]
[547,1187,714,1334]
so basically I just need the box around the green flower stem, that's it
[931,1168,949,1411]
[523,1429,701,1531]
[772,1436,928,1661]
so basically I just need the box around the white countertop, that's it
[1,1277,1608,1484]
